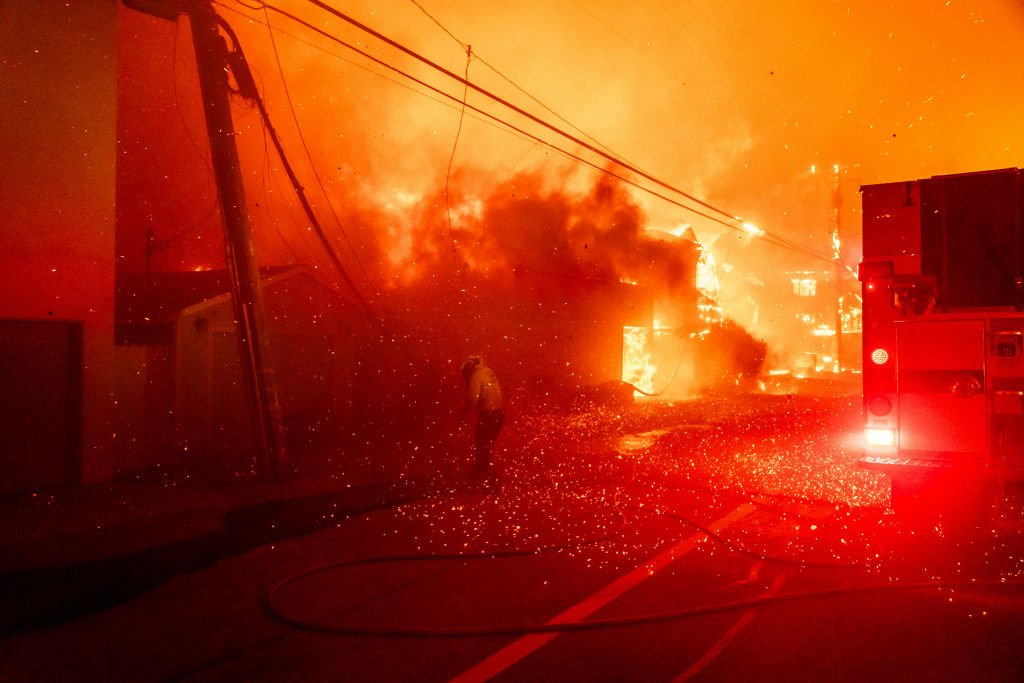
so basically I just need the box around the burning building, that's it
[110,146,704,476]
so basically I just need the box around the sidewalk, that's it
[0,452,440,638]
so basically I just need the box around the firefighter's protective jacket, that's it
[466,363,503,412]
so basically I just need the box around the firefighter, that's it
[460,355,505,480]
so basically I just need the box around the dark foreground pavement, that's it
[0,470,428,637]
[2,390,857,638]
[3,392,1023,681]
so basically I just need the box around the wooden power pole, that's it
[125,0,289,481]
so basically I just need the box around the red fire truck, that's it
[859,167,1024,521]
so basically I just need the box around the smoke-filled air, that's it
[116,0,1024,403]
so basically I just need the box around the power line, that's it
[406,0,617,261]
[298,0,832,262]
[258,1,385,303]
[220,0,635,193]
[226,0,834,263]
[233,3,750,232]
[217,17,379,317]
[219,11,461,377]
[407,0,468,51]
[406,0,640,168]
[410,1,827,262]
[217,1,475,122]
[299,0,739,223]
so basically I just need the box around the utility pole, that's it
[125,0,289,481]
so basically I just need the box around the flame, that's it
[622,326,656,394]
[698,301,724,323]
[696,245,720,299]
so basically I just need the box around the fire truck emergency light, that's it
[870,348,890,365]
[865,427,896,448]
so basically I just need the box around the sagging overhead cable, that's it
[218,14,438,374]
[231,2,835,263]
[298,0,836,263]
[217,17,378,318]
[406,0,638,170]
[299,0,738,223]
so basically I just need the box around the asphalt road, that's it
[2,394,1023,681]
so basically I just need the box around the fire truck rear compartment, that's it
[858,168,1024,523]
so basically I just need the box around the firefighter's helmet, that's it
[461,355,483,377]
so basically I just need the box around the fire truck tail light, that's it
[865,427,896,448]
[870,348,890,365]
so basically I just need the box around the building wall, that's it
[174,307,251,463]
[0,0,145,485]
[170,272,357,467]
